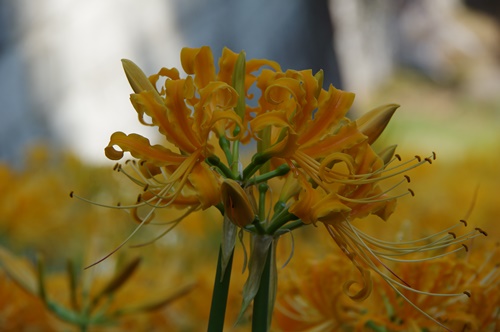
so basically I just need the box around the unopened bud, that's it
[356,104,399,144]
[221,179,255,227]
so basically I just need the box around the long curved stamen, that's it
[382,279,456,332]
[337,189,411,204]
[148,206,199,225]
[340,221,482,265]
[84,206,156,269]
[357,227,483,256]
[127,160,170,186]
[322,153,435,185]
[357,220,468,246]
[70,191,148,210]
[336,221,478,305]
[129,211,193,248]
[292,151,323,185]
[327,223,411,288]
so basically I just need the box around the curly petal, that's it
[298,86,355,144]
[342,266,373,302]
[181,46,215,89]
[105,132,185,166]
[188,163,222,210]
[300,122,367,159]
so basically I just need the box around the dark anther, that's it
[143,184,149,192]
[463,291,471,298]
[140,160,147,166]
[415,155,421,162]
[117,202,121,207]
[408,188,415,197]
[448,232,456,239]
[113,163,119,171]
[460,219,468,227]
[69,191,74,198]
[475,227,488,236]
[395,154,402,161]
[404,175,411,183]
[462,244,469,252]
[424,157,432,164]
[432,151,437,160]
[136,194,142,203]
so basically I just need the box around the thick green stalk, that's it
[208,247,234,332]
[279,219,306,232]
[266,210,296,235]
[246,164,290,186]
[257,126,272,174]
[242,153,271,180]
[206,155,235,180]
[230,51,246,177]
[251,247,272,332]
[218,136,233,167]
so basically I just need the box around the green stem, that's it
[242,153,271,180]
[252,219,266,235]
[219,136,233,166]
[258,183,269,222]
[275,219,307,235]
[266,210,297,235]
[257,126,272,174]
[246,164,290,186]
[231,127,241,176]
[208,246,234,332]
[252,247,272,332]
[230,51,246,177]
[206,156,235,180]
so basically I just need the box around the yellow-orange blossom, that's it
[74,46,486,331]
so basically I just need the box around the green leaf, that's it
[236,234,273,323]
[221,214,238,281]
[91,257,141,306]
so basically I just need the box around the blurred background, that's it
[0,0,499,330]
[1,0,499,165]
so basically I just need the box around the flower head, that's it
[104,52,244,222]
[71,46,492,331]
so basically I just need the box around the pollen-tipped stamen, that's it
[129,208,197,248]
[319,153,435,188]
[339,177,412,204]
[336,221,470,331]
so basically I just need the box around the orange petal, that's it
[105,132,186,165]
[194,81,240,139]
[217,47,240,84]
[164,77,201,151]
[313,193,351,222]
[250,110,290,133]
[288,176,322,225]
[300,121,367,159]
[188,163,222,210]
[298,86,355,145]
[181,46,215,89]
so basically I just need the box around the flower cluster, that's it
[274,242,500,331]
[72,46,486,330]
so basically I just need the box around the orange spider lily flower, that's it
[103,49,245,221]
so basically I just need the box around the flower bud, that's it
[356,104,399,144]
[221,179,255,227]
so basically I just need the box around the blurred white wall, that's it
[2,0,183,164]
